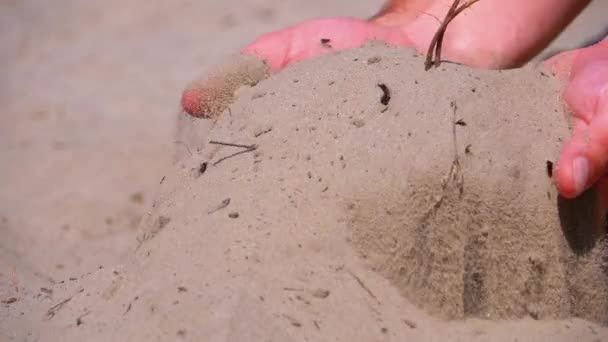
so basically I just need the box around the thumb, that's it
[554,41,608,198]
[557,94,608,198]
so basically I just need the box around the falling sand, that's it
[4,43,607,341]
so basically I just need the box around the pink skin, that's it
[547,41,608,200]
[182,0,606,200]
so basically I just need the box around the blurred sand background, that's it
[0,0,606,333]
[0,0,386,289]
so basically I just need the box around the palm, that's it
[241,18,411,71]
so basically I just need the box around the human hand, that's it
[181,0,599,200]
[182,0,585,116]
[547,40,608,199]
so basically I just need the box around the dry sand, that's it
[3,43,607,341]
[2,1,608,341]
[0,0,382,329]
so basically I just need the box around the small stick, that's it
[209,140,256,150]
[426,0,461,70]
[207,198,231,214]
[123,302,132,315]
[425,0,480,70]
[45,297,72,320]
[346,269,379,304]
[212,146,257,166]
[450,101,460,164]
[282,287,305,292]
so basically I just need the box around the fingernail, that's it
[573,156,590,194]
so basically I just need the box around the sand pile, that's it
[177,42,608,322]
[4,43,607,341]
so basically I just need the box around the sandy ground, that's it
[3,41,608,341]
[1,0,607,341]
[0,0,382,291]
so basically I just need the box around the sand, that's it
[3,1,608,341]
[0,0,382,333]
[3,43,607,341]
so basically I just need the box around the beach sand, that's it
[4,42,608,341]
[1,1,608,341]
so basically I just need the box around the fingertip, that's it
[556,125,589,198]
[556,158,579,199]
[556,156,593,199]
[572,156,591,195]
[181,88,205,117]
[557,120,608,199]
[555,40,608,199]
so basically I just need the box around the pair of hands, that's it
[182,0,608,200]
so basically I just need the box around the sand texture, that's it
[3,43,607,342]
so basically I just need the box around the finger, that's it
[242,17,412,70]
[554,40,608,198]
[562,40,608,122]
[557,95,608,198]
[183,17,412,117]
[181,55,270,118]
[543,49,579,80]
[401,0,589,68]
[543,42,608,122]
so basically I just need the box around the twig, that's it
[419,11,442,24]
[282,287,305,292]
[123,302,132,315]
[420,102,464,223]
[209,140,256,150]
[212,146,257,166]
[207,198,231,214]
[45,297,72,321]
[346,269,379,304]
[424,0,460,70]
[450,101,460,169]
[254,127,273,138]
[442,101,463,189]
[426,0,461,71]
[425,0,480,70]
[209,139,258,166]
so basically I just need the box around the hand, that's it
[181,0,601,200]
[547,40,608,199]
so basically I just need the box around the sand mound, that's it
[175,42,608,325]
[5,43,608,341]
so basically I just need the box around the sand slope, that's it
[3,43,607,342]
